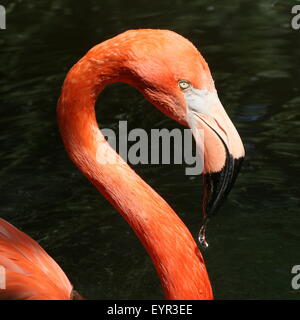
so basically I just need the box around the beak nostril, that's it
[214,118,228,142]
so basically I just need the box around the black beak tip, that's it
[202,156,244,218]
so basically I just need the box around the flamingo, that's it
[0,29,244,300]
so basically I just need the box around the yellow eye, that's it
[178,80,191,90]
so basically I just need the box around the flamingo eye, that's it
[178,80,191,90]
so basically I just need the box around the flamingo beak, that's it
[184,87,245,219]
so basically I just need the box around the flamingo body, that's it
[0,218,72,300]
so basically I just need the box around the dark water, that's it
[1,0,300,299]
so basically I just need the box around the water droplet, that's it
[198,218,209,249]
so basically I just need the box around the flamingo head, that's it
[123,29,245,218]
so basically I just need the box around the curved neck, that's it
[57,46,213,299]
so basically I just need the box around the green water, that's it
[0,0,300,299]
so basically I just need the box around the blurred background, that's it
[0,0,300,299]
